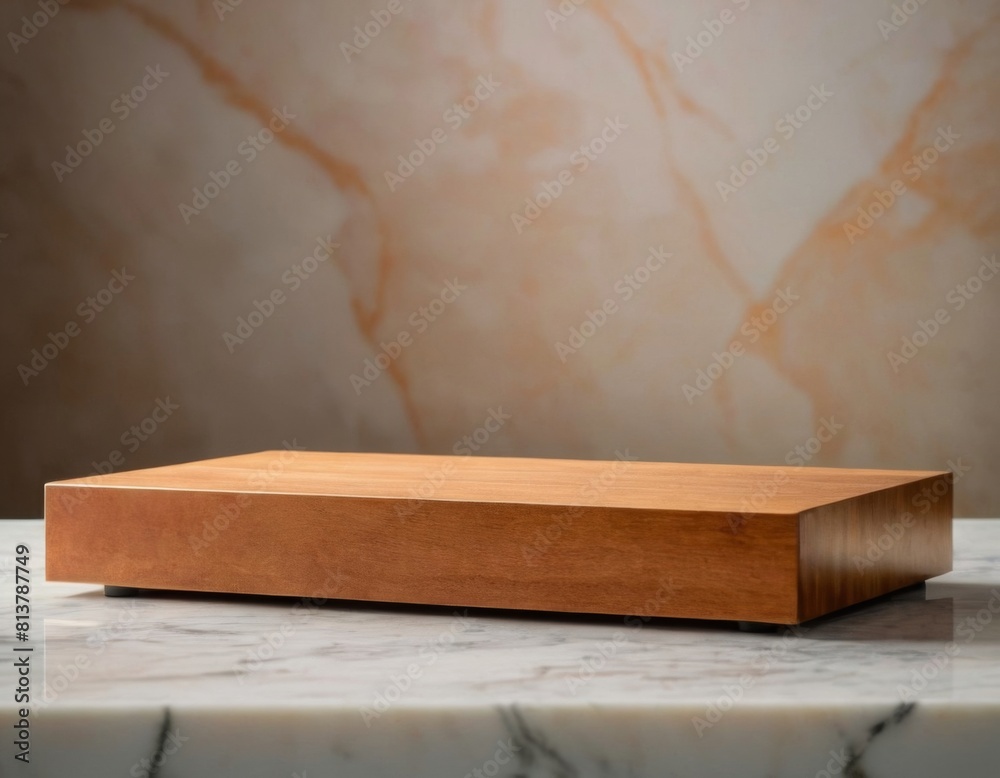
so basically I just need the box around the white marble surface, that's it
[0,519,999,776]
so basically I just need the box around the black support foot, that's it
[104,585,141,597]
[736,620,778,633]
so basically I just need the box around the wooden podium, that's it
[45,452,952,626]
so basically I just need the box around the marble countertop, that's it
[1,519,998,776]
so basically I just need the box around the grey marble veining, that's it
[0,519,998,776]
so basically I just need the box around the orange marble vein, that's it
[589,0,666,117]
[715,21,996,445]
[668,159,755,304]
[769,22,991,297]
[585,1,754,441]
[68,0,425,441]
[588,0,735,140]
[649,52,735,142]
[587,1,751,303]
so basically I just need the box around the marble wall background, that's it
[1,0,997,517]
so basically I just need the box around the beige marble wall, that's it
[1,0,997,517]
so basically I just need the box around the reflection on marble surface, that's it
[0,519,998,775]
[1,1,999,517]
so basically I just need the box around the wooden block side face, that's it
[45,485,801,623]
[797,475,953,622]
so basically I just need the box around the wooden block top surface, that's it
[47,451,949,515]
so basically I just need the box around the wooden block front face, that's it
[45,484,801,624]
[798,473,953,622]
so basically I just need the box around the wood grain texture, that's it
[798,473,953,621]
[44,452,953,624]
